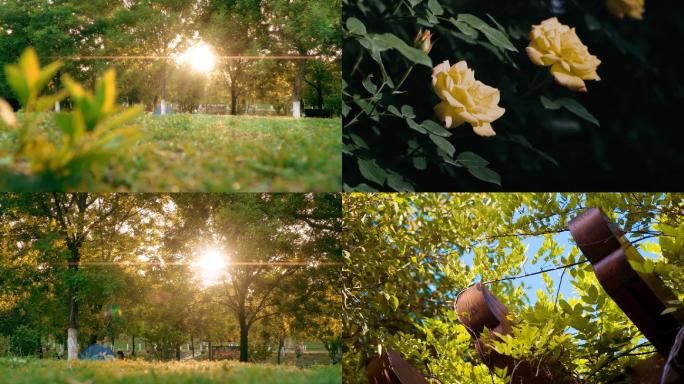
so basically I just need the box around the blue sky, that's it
[458,210,661,305]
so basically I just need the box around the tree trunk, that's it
[176,344,181,361]
[132,335,136,357]
[292,59,306,118]
[293,60,306,103]
[239,314,249,362]
[208,341,213,361]
[277,336,285,365]
[67,244,80,360]
[230,88,238,115]
[190,335,194,358]
[316,79,323,111]
[67,328,78,360]
[161,61,167,115]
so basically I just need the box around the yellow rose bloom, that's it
[526,17,601,93]
[432,60,505,137]
[606,0,644,20]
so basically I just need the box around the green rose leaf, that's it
[357,158,387,186]
[371,33,433,67]
[540,96,600,126]
[429,134,455,157]
[467,166,502,186]
[346,17,367,35]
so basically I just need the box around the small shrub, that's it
[9,326,40,357]
[0,47,142,191]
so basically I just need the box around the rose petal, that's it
[472,123,496,137]
[551,63,587,92]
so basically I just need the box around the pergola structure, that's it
[366,208,684,383]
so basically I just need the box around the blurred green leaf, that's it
[457,14,518,52]
[540,96,600,126]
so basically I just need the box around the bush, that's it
[0,47,142,191]
[0,335,10,356]
[343,0,684,191]
[9,326,40,357]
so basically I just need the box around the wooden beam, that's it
[366,347,429,384]
[569,207,684,380]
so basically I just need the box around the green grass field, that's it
[0,358,341,384]
[1,114,341,192]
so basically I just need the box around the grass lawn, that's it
[0,358,341,384]
[1,114,341,192]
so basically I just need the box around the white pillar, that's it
[54,101,60,112]
[160,99,167,115]
[292,101,301,119]
[67,328,78,360]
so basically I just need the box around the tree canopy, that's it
[0,193,341,364]
[343,193,684,383]
[0,0,341,115]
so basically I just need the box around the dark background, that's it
[343,0,684,191]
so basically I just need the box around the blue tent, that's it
[78,344,116,360]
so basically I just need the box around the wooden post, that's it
[569,207,684,380]
[366,347,429,384]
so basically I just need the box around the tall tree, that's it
[203,0,262,115]
[169,193,340,362]
[7,193,158,359]
[262,0,341,117]
[106,0,199,111]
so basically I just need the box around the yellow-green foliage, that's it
[343,193,684,384]
[0,47,142,191]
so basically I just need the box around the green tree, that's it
[3,193,162,359]
[262,0,342,116]
[343,193,684,383]
[105,0,200,110]
[203,0,262,115]
[303,59,341,115]
[169,193,341,362]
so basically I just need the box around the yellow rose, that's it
[432,60,505,137]
[526,17,601,93]
[606,0,644,20]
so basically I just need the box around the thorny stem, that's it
[343,82,387,129]
[344,62,418,129]
[392,64,416,94]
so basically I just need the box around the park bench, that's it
[209,344,240,360]
[366,208,684,383]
